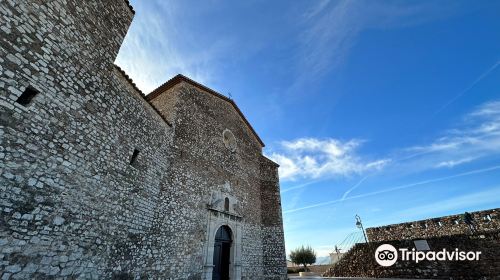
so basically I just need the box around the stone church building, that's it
[0,1,287,279]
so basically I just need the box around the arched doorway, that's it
[212,225,232,280]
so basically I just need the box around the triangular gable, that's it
[146,74,265,147]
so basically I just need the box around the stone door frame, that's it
[203,210,242,280]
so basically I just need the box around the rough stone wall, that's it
[324,231,500,280]
[146,83,179,125]
[0,0,175,279]
[1,1,287,279]
[366,208,500,242]
[149,82,287,280]
[260,156,287,279]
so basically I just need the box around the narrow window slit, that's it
[224,197,229,212]
[16,86,40,106]
[130,149,140,166]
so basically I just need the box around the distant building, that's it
[329,252,345,264]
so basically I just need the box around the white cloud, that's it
[470,100,500,117]
[273,100,500,184]
[402,100,500,170]
[270,153,301,181]
[115,0,457,96]
[278,100,500,213]
[435,157,476,169]
[291,0,454,91]
[115,1,229,93]
[268,138,389,181]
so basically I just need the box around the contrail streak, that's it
[434,60,500,116]
[283,165,500,214]
[341,176,368,200]
[280,179,323,194]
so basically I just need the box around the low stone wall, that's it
[324,230,500,280]
[308,265,330,275]
[366,208,499,242]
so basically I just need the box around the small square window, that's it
[16,86,39,106]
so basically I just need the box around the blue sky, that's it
[116,0,500,258]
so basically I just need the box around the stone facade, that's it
[0,0,286,279]
[366,208,500,242]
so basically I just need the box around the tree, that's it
[289,245,316,272]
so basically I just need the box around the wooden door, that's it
[212,226,232,280]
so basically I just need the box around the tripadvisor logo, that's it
[375,244,398,266]
[375,244,481,267]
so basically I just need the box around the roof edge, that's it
[124,0,135,14]
[113,64,172,127]
[261,155,280,167]
[147,74,265,147]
